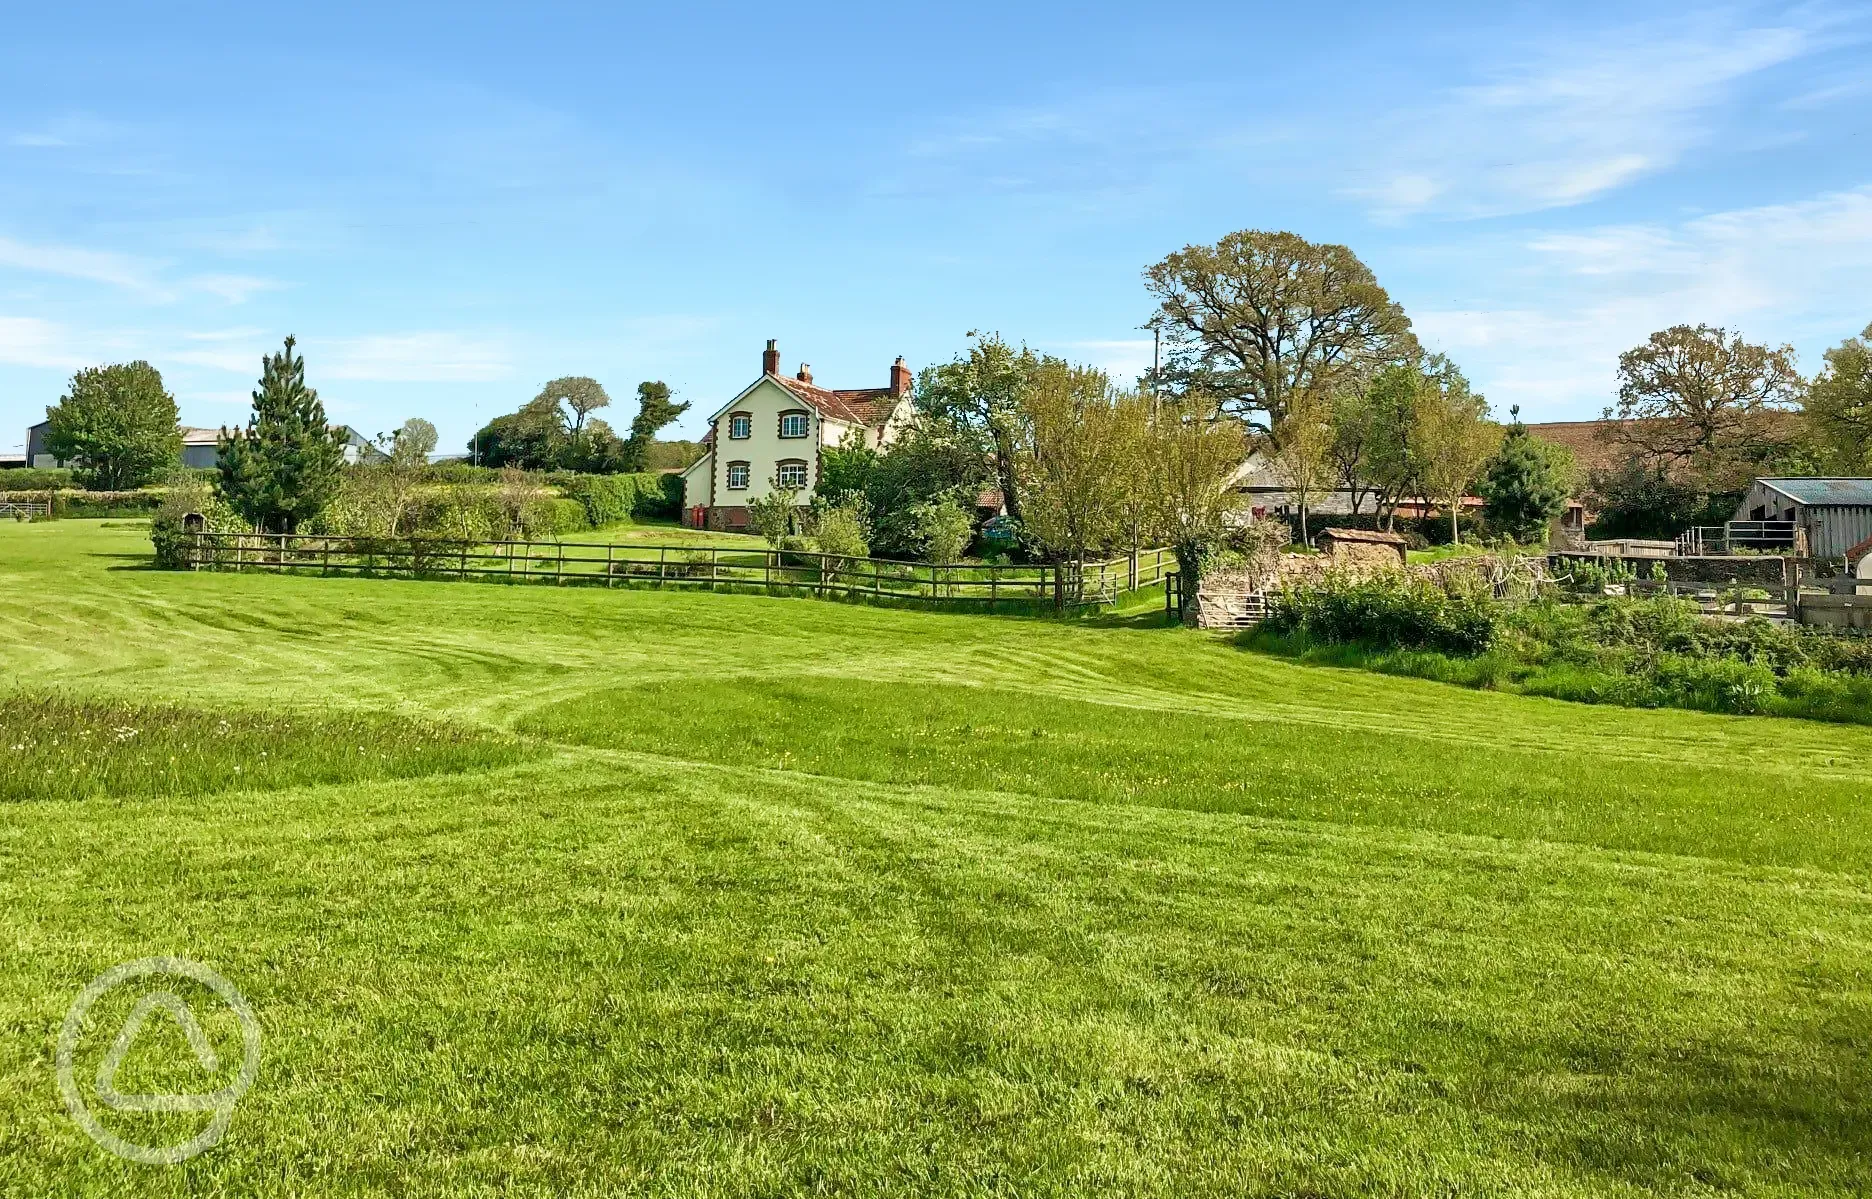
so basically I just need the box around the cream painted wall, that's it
[688,376,912,509]
[710,377,823,505]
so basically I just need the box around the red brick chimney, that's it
[762,338,780,376]
[889,356,912,396]
[796,363,813,384]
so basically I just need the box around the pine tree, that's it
[1478,407,1574,543]
[218,335,347,532]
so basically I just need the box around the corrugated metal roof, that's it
[1758,478,1872,506]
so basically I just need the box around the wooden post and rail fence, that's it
[180,532,1176,613]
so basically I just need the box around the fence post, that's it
[709,547,718,591]
[1052,564,1063,611]
[989,563,998,611]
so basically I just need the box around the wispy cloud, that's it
[186,274,283,304]
[1413,184,1872,415]
[320,332,511,382]
[0,236,167,297]
[1352,13,1821,219]
[0,316,86,370]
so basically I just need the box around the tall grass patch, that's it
[0,694,532,802]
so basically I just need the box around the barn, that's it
[1734,478,1872,559]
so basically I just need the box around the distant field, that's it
[4,519,1872,1197]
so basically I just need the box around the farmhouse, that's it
[681,340,915,531]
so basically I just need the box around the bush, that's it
[1266,573,1498,655]
[149,474,242,569]
[809,501,871,561]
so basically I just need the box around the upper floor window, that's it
[775,460,809,489]
[726,461,750,489]
[778,410,810,439]
[728,413,752,440]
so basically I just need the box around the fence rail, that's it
[1676,521,1799,556]
[182,533,1175,611]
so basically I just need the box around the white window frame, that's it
[726,461,751,490]
[778,411,810,439]
[728,413,752,440]
[775,460,809,489]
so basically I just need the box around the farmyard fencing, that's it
[182,532,1173,612]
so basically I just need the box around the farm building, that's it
[24,420,384,470]
[1734,478,1872,559]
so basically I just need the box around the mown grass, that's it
[4,519,1872,1196]
[523,674,1872,874]
[0,693,529,802]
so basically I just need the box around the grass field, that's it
[4,519,1872,1196]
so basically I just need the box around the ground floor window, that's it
[775,460,808,489]
[726,461,750,489]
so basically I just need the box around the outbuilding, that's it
[1735,478,1872,559]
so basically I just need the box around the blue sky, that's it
[2,1,1869,454]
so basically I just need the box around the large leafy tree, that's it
[621,380,690,472]
[1144,230,1417,437]
[43,362,182,490]
[471,396,567,470]
[1478,407,1574,543]
[1604,325,1803,492]
[217,336,347,532]
[916,332,1042,526]
[1804,323,1872,475]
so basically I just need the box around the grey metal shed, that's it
[1735,478,1872,558]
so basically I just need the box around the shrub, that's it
[908,498,972,565]
[149,473,242,569]
[810,501,871,562]
[1266,573,1498,655]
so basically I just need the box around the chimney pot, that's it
[762,339,780,376]
[889,355,912,396]
[796,363,813,384]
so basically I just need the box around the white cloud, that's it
[0,316,85,369]
[320,333,511,382]
[0,236,167,297]
[1353,14,1818,218]
[186,274,282,304]
[8,133,69,148]
[1413,184,1872,417]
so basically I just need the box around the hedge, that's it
[556,472,683,526]
[0,489,165,518]
[0,468,75,489]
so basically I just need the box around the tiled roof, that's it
[1524,412,1805,479]
[772,375,903,427]
[1522,421,1634,477]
